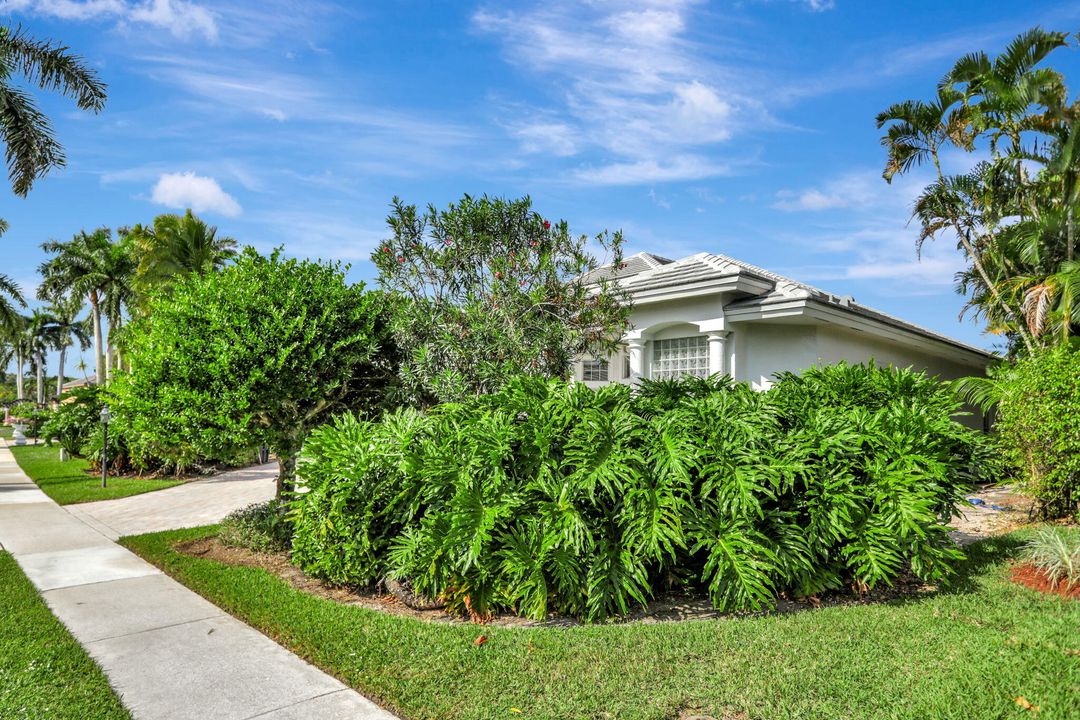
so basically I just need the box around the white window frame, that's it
[651,336,709,380]
[582,359,609,382]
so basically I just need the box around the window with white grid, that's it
[582,359,609,382]
[651,336,708,379]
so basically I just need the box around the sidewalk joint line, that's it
[84,613,227,645]
[241,689,351,719]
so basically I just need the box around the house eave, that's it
[727,297,996,367]
[627,274,772,305]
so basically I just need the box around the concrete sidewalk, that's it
[0,446,396,720]
[67,462,278,540]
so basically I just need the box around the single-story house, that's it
[577,251,995,394]
[60,375,96,392]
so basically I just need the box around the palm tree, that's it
[0,25,107,197]
[38,228,112,384]
[0,270,24,330]
[879,29,1075,354]
[41,294,89,400]
[126,209,237,297]
[941,28,1071,164]
[0,220,26,329]
[878,88,1036,352]
[98,238,135,376]
[26,308,50,404]
[4,313,29,400]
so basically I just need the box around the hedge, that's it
[291,364,988,622]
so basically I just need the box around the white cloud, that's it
[3,0,218,40]
[257,107,288,122]
[127,0,217,40]
[795,0,835,11]
[1,0,124,20]
[150,171,241,216]
[773,165,971,291]
[515,121,579,156]
[575,155,732,185]
[473,1,768,184]
[602,8,684,44]
[773,170,915,212]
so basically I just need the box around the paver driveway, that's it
[66,462,277,539]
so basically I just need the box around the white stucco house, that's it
[576,252,995,394]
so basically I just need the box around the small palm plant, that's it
[1024,527,1080,590]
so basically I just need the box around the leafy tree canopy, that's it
[0,25,106,197]
[112,247,397,495]
[123,209,238,298]
[878,27,1080,354]
[374,194,631,404]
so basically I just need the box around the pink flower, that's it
[398,256,405,263]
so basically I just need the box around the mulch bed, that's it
[176,536,940,626]
[1009,563,1080,600]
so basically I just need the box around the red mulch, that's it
[1010,563,1080,600]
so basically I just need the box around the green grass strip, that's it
[122,526,1080,720]
[0,552,130,719]
[10,444,182,505]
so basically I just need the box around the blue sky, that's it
[3,0,1080,373]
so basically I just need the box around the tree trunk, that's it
[105,340,112,383]
[35,351,45,405]
[276,451,297,498]
[930,148,1035,354]
[56,345,67,401]
[89,291,105,385]
[15,350,24,400]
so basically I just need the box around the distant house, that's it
[577,252,994,394]
[60,375,96,395]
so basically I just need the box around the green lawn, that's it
[0,425,12,439]
[10,444,182,505]
[0,552,130,719]
[121,526,1080,720]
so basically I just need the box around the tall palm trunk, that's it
[104,336,112,383]
[14,349,24,400]
[56,344,67,401]
[35,350,45,405]
[89,289,104,385]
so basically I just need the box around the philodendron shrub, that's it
[291,364,986,622]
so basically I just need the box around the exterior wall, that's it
[812,324,982,381]
[736,323,818,390]
[627,296,727,331]
[572,292,990,428]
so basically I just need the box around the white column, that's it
[706,331,729,377]
[626,337,646,382]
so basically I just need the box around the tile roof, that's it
[592,252,994,359]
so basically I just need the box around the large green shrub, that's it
[219,500,292,553]
[113,248,397,494]
[292,364,979,622]
[995,345,1080,519]
[42,387,103,457]
[374,194,630,405]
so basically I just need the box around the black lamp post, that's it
[100,405,110,488]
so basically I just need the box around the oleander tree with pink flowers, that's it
[373,194,631,405]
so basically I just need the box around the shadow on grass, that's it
[943,532,1028,595]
